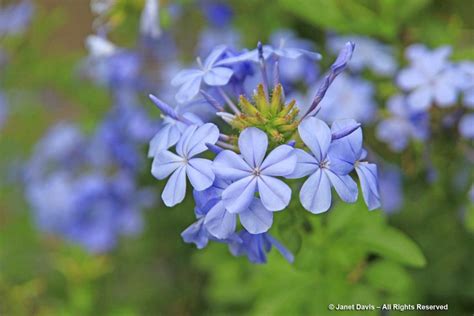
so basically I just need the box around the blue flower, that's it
[197,179,273,238]
[228,230,294,264]
[200,1,233,27]
[213,127,296,213]
[376,94,430,152]
[396,45,460,111]
[0,0,34,37]
[379,166,403,214]
[171,45,234,103]
[330,119,381,210]
[288,117,358,213]
[152,123,220,206]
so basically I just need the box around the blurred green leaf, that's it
[356,227,426,268]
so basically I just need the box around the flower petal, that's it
[213,150,252,181]
[298,117,331,162]
[260,145,296,176]
[161,166,187,207]
[239,199,273,234]
[286,149,318,179]
[396,67,426,90]
[181,218,209,249]
[203,67,233,86]
[171,69,202,86]
[257,175,292,211]
[176,125,198,157]
[300,169,332,214]
[204,45,227,68]
[185,123,220,157]
[204,201,237,239]
[238,127,268,168]
[407,86,432,112]
[175,75,203,103]
[222,176,257,214]
[187,158,215,191]
[355,162,381,210]
[326,170,358,203]
[151,150,183,180]
[148,124,181,158]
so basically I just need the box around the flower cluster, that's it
[378,44,474,151]
[148,39,380,263]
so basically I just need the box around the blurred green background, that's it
[1,0,473,315]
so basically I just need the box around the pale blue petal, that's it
[215,49,259,65]
[239,199,273,234]
[181,218,209,249]
[355,162,381,210]
[204,201,236,239]
[397,67,426,90]
[326,170,358,203]
[260,145,296,177]
[162,166,187,207]
[148,124,180,157]
[222,176,257,214]
[213,150,252,180]
[185,123,220,157]
[329,119,362,174]
[187,158,215,191]
[239,127,268,168]
[257,175,292,211]
[175,75,203,103]
[151,150,183,179]
[300,169,332,214]
[434,81,457,107]
[204,45,227,68]
[176,125,198,157]
[203,67,233,86]
[286,149,318,179]
[298,117,331,162]
[407,86,432,111]
[171,69,202,86]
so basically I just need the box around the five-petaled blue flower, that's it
[288,117,358,213]
[213,127,297,213]
[152,123,219,206]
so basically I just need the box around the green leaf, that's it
[356,227,427,268]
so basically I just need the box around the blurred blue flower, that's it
[378,166,403,213]
[317,73,377,123]
[228,230,294,264]
[376,94,430,152]
[269,29,320,86]
[213,127,296,213]
[0,0,34,37]
[288,117,359,213]
[0,93,7,129]
[200,1,233,27]
[459,113,474,139]
[396,44,460,111]
[327,34,397,76]
[152,123,219,206]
